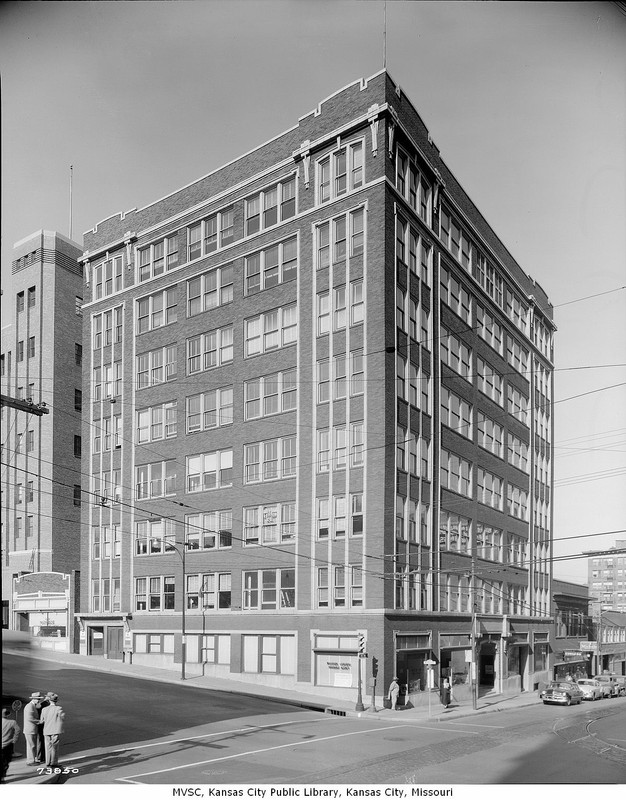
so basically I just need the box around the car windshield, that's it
[555,683,573,689]
[577,680,592,685]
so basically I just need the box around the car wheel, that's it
[565,696,571,706]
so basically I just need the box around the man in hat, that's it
[23,691,45,765]
[387,676,400,711]
[40,693,65,767]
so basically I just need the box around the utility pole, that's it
[470,556,478,710]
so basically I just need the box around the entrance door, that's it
[89,627,105,656]
[479,644,496,687]
[107,626,124,660]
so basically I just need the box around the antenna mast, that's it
[383,0,387,69]
[69,164,73,240]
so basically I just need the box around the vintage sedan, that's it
[540,681,584,705]
[593,675,620,698]
[576,678,604,701]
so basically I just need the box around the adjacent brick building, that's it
[77,71,555,704]
[1,230,84,651]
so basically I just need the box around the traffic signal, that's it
[358,633,366,654]
[371,656,379,677]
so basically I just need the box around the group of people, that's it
[1,691,65,783]
[386,676,452,710]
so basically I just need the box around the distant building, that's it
[1,230,83,652]
[551,579,592,680]
[78,70,555,704]
[587,539,626,613]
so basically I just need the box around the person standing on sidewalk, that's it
[440,677,451,709]
[1,708,21,783]
[23,691,45,765]
[387,677,400,710]
[40,694,65,767]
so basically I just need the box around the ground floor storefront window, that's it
[314,634,359,688]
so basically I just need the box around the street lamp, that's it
[162,538,193,681]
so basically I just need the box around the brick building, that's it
[587,540,626,613]
[77,71,555,705]
[551,579,592,680]
[1,230,83,651]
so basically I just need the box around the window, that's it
[395,150,432,224]
[93,362,122,401]
[75,296,82,316]
[477,468,503,510]
[93,308,124,348]
[244,436,296,483]
[477,357,503,406]
[476,524,503,562]
[186,326,233,374]
[316,493,363,539]
[243,502,296,545]
[135,576,175,612]
[477,412,504,458]
[317,352,363,403]
[245,305,297,356]
[138,235,178,281]
[476,304,503,355]
[440,327,472,381]
[316,281,363,335]
[73,485,82,507]
[135,518,176,555]
[187,206,234,260]
[187,264,234,315]
[472,251,504,308]
[186,449,233,492]
[75,344,82,366]
[316,565,363,609]
[317,423,364,471]
[74,435,81,459]
[26,430,35,452]
[245,177,296,234]
[27,286,36,307]
[137,401,178,443]
[316,208,364,269]
[136,345,177,388]
[93,256,123,300]
[16,292,25,312]
[242,569,295,610]
[507,337,529,375]
[245,237,298,294]
[508,433,529,472]
[135,460,177,499]
[439,511,471,554]
[440,450,472,497]
[506,290,529,333]
[508,534,527,567]
[244,370,297,419]
[507,484,529,520]
[185,511,232,551]
[27,337,35,358]
[186,388,233,432]
[93,416,121,453]
[440,387,472,439]
[17,341,24,362]
[187,573,231,611]
[93,470,121,505]
[317,141,363,203]
[440,265,471,323]
[507,385,529,425]
[136,287,177,333]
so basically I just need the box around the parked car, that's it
[576,678,604,701]
[593,675,620,698]
[540,681,584,706]
[612,676,626,696]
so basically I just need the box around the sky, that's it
[1,0,625,586]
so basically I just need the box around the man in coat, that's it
[23,691,45,765]
[1,708,21,783]
[40,693,65,767]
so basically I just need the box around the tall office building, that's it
[1,230,84,651]
[588,540,626,613]
[78,71,554,705]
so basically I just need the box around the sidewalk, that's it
[4,648,541,785]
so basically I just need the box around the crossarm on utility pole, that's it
[0,394,49,415]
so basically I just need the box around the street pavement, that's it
[2,646,543,786]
